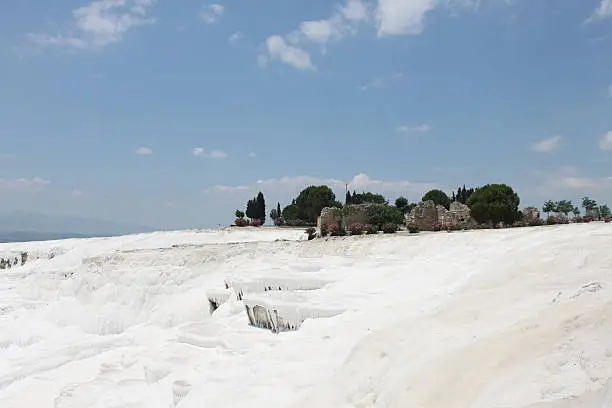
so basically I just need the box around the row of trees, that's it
[233,185,610,229]
[543,197,611,220]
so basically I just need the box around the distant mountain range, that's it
[0,211,154,243]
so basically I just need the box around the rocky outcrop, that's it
[406,201,475,231]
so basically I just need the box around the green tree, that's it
[395,196,408,212]
[599,204,611,218]
[294,185,339,223]
[235,210,245,218]
[352,192,386,205]
[245,198,256,220]
[276,202,281,219]
[543,200,555,218]
[422,189,451,209]
[345,190,352,205]
[555,200,574,218]
[572,207,581,218]
[466,184,521,225]
[255,192,266,223]
[269,208,278,221]
[582,196,598,217]
[282,203,300,222]
[366,204,405,229]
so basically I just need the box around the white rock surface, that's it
[0,224,611,408]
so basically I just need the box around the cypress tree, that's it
[276,202,281,219]
[256,192,266,223]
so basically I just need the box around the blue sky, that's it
[1,0,612,230]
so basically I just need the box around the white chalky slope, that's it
[0,224,611,407]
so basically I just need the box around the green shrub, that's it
[365,224,378,235]
[382,223,397,234]
[366,204,404,229]
[407,224,420,234]
[348,223,366,235]
[327,223,346,237]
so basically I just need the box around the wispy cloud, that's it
[210,173,441,202]
[263,0,368,70]
[192,147,228,159]
[200,4,224,24]
[71,189,84,197]
[590,0,612,21]
[600,131,612,151]
[204,185,249,194]
[228,31,243,43]
[0,177,51,190]
[359,72,404,90]
[135,146,153,155]
[531,135,563,153]
[396,124,431,133]
[28,0,157,51]
[265,36,315,70]
[248,152,257,158]
[534,166,612,193]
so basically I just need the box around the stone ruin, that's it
[522,207,541,223]
[406,201,475,231]
[317,204,371,231]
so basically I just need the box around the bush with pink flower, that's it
[348,223,366,236]
[250,219,263,227]
[234,218,249,227]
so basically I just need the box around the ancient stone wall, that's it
[406,201,440,231]
[317,207,343,231]
[522,207,541,223]
[407,201,475,230]
[341,204,370,227]
[317,204,372,231]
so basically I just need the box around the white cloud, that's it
[599,131,612,151]
[210,173,441,203]
[228,31,242,43]
[359,72,404,90]
[531,135,563,153]
[265,36,314,70]
[192,147,228,159]
[376,0,436,36]
[135,146,153,155]
[248,152,257,158]
[340,0,369,22]
[28,0,156,50]
[534,166,612,194]
[0,177,51,190]
[396,124,431,133]
[591,0,612,20]
[200,4,224,24]
[71,189,84,197]
[204,185,249,194]
[264,0,367,70]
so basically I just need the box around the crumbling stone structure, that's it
[317,204,372,231]
[406,201,475,231]
[522,207,541,223]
